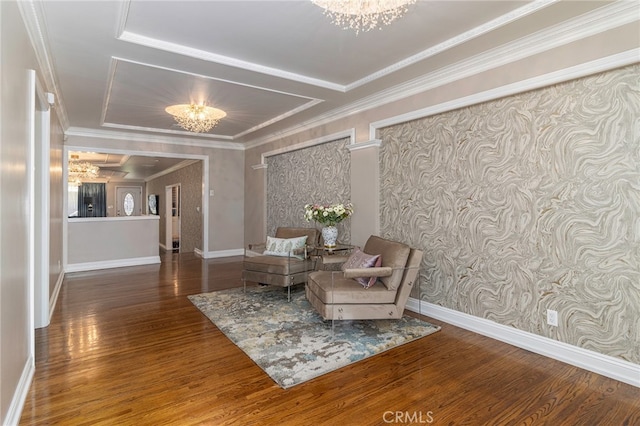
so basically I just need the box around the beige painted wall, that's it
[49,108,64,314]
[67,217,160,265]
[0,0,40,421]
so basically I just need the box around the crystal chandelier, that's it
[68,154,99,185]
[165,104,227,133]
[312,0,416,34]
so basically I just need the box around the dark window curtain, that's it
[78,183,106,217]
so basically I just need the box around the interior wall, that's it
[64,136,244,255]
[380,64,639,364]
[146,161,203,253]
[265,137,351,242]
[0,0,40,422]
[49,108,64,308]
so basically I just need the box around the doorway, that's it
[116,186,142,216]
[165,184,181,252]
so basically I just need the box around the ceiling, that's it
[33,0,617,179]
[68,151,196,182]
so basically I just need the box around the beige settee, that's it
[306,235,423,320]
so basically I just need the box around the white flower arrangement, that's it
[304,202,354,226]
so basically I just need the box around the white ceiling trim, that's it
[144,159,200,182]
[100,121,234,141]
[101,56,322,140]
[65,127,245,151]
[256,128,355,168]
[18,0,70,129]
[244,1,639,150]
[233,98,325,139]
[346,0,558,91]
[118,30,346,92]
[370,49,640,139]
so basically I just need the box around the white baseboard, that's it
[406,298,640,388]
[49,270,64,322]
[159,243,167,251]
[201,248,244,259]
[65,256,161,272]
[194,247,204,258]
[4,356,34,426]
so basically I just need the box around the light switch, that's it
[209,190,215,197]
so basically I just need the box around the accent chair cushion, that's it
[341,249,382,288]
[363,236,411,290]
[264,235,307,259]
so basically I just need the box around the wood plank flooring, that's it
[20,253,639,425]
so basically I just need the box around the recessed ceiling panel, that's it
[103,59,318,136]
[123,1,530,86]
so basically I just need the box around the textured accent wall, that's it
[380,64,639,363]
[146,161,203,253]
[266,138,351,242]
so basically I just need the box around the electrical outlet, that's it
[547,309,558,327]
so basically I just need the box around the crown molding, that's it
[369,48,640,138]
[347,139,382,152]
[245,1,639,150]
[258,129,354,165]
[104,57,321,141]
[118,30,346,92]
[116,0,557,95]
[17,0,69,129]
[346,0,557,91]
[65,127,245,151]
[144,159,200,182]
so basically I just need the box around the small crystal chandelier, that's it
[312,0,416,34]
[165,103,227,133]
[68,154,99,185]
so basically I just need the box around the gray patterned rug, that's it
[188,286,440,388]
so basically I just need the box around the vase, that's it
[321,225,338,248]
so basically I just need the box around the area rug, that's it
[188,286,440,389]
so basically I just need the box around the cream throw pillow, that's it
[264,236,308,259]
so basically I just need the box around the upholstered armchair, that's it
[305,236,423,320]
[242,227,320,301]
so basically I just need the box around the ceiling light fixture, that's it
[165,104,227,133]
[68,154,99,185]
[311,0,416,34]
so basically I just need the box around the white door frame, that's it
[28,70,53,336]
[165,184,181,251]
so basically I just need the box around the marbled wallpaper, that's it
[380,64,639,363]
[266,138,351,243]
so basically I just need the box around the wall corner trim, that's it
[65,256,161,273]
[203,248,245,259]
[347,139,382,152]
[406,299,640,388]
[48,271,65,324]
[4,356,35,426]
[252,164,267,170]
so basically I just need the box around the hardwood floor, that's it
[20,253,639,425]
